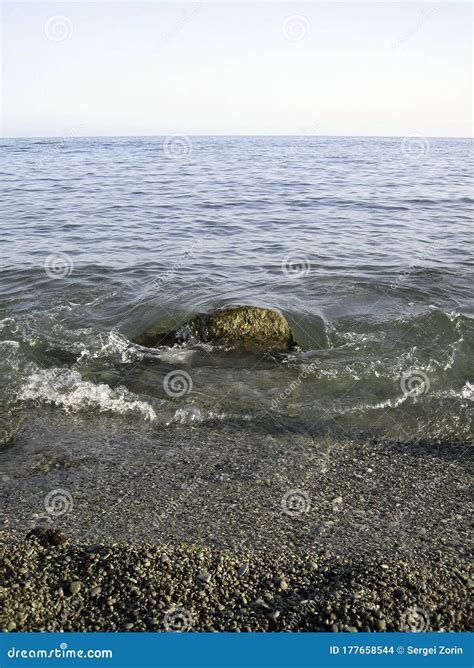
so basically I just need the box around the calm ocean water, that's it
[1,136,473,449]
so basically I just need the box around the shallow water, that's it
[1,136,473,449]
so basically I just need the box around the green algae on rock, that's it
[134,306,298,351]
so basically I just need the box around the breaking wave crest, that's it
[18,368,157,421]
[0,305,472,440]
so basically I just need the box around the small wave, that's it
[18,368,157,421]
[75,331,144,366]
[168,404,252,426]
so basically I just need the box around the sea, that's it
[1,136,473,465]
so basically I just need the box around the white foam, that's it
[75,331,144,366]
[168,405,248,426]
[0,340,20,349]
[19,368,157,421]
[461,382,473,401]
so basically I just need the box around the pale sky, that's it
[1,1,472,137]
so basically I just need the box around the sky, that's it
[1,1,472,137]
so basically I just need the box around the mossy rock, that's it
[134,306,298,351]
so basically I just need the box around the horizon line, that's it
[1,133,473,140]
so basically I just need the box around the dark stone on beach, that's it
[305,561,318,570]
[134,306,298,352]
[26,526,67,547]
[238,563,249,577]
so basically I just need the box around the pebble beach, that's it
[0,540,471,633]
[1,422,472,633]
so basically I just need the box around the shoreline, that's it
[1,419,471,557]
[0,421,472,633]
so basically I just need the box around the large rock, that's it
[134,306,298,351]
